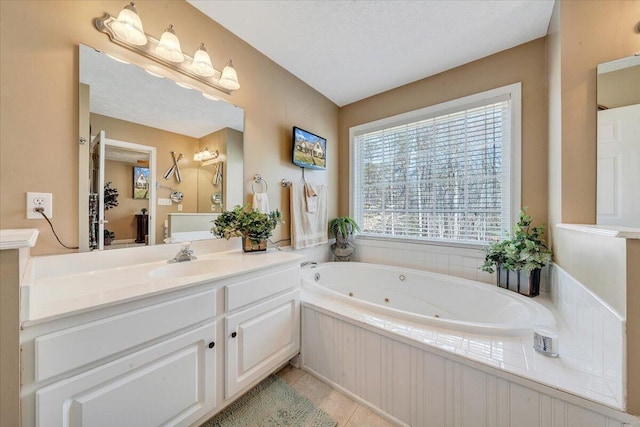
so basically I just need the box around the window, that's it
[350,83,521,245]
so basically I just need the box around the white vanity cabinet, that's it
[20,255,302,427]
[223,265,301,399]
[22,287,219,427]
[225,289,300,398]
[36,321,216,427]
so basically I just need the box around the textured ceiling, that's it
[79,44,244,139]
[188,0,554,106]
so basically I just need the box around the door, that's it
[97,133,157,250]
[225,289,300,398]
[597,104,640,226]
[36,322,216,427]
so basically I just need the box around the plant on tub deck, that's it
[329,216,361,243]
[329,216,361,261]
[212,205,282,252]
[481,208,552,296]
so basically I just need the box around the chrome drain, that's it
[314,273,320,281]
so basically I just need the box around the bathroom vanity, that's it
[17,242,302,427]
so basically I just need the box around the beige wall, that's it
[0,249,20,427]
[552,0,640,225]
[91,113,200,244]
[0,0,339,255]
[339,38,549,228]
[103,160,149,241]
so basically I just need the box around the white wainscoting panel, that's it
[302,307,637,427]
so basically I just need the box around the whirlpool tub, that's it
[301,262,555,336]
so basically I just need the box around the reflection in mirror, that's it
[79,44,244,251]
[596,55,640,228]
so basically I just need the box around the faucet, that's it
[169,242,197,263]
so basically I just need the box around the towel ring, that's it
[252,174,268,193]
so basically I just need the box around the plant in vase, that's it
[329,216,360,261]
[481,208,552,296]
[211,205,282,252]
[104,229,115,246]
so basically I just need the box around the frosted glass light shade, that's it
[219,60,240,90]
[155,25,184,63]
[111,2,147,46]
[191,43,215,77]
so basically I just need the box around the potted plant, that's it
[329,216,361,261]
[104,229,115,246]
[104,182,119,210]
[481,208,553,297]
[212,205,282,252]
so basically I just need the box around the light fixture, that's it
[191,43,215,77]
[95,6,240,94]
[110,2,147,46]
[105,53,130,64]
[219,60,240,90]
[144,69,164,78]
[155,25,184,63]
[202,92,220,101]
[175,81,194,90]
[194,148,219,162]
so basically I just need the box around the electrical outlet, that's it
[26,192,53,219]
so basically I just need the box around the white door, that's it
[597,104,640,226]
[225,289,300,398]
[95,132,157,250]
[36,322,216,427]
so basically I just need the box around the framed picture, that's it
[133,166,150,199]
[292,126,327,170]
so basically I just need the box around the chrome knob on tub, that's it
[231,332,237,338]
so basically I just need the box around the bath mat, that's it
[200,374,337,427]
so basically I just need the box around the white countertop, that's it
[22,248,303,325]
[556,223,640,239]
[0,229,39,250]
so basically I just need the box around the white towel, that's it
[290,183,328,250]
[304,182,318,213]
[252,192,270,213]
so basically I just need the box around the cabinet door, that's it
[225,289,300,398]
[36,322,216,427]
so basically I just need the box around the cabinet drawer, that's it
[34,289,216,382]
[225,266,299,312]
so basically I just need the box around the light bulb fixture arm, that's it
[95,13,237,94]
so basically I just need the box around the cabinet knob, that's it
[208,341,215,349]
[231,332,237,338]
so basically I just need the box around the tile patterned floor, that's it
[276,365,399,427]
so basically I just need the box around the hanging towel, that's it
[252,192,270,214]
[290,183,328,250]
[304,182,318,213]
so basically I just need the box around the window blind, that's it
[353,97,512,244]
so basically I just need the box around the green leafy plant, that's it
[103,229,115,241]
[481,208,552,274]
[212,205,282,243]
[329,217,360,240]
[104,182,119,210]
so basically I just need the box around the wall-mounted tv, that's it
[292,126,327,170]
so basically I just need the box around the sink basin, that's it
[148,259,235,279]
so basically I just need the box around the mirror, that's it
[596,55,640,227]
[79,44,244,251]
